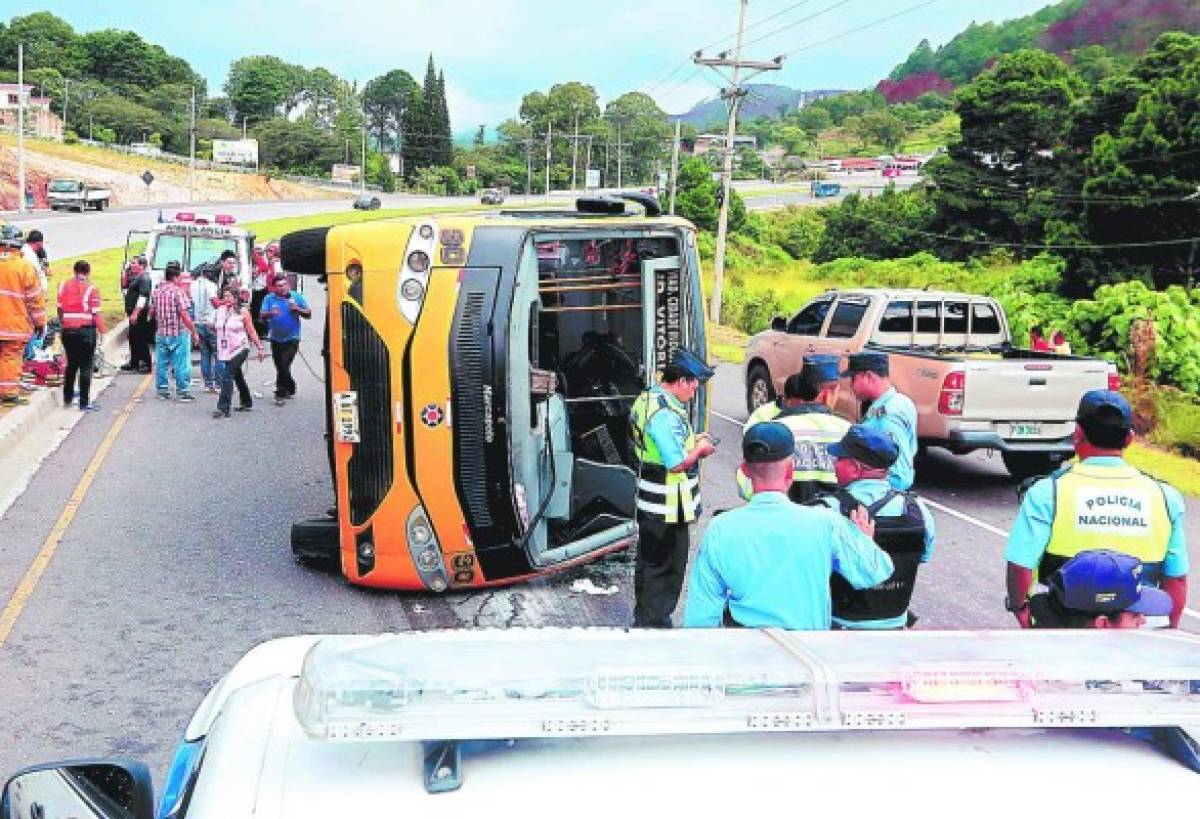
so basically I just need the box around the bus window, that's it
[152,234,186,271]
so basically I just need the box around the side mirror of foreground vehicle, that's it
[770,315,787,332]
[2,760,154,819]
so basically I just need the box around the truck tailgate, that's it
[962,357,1110,422]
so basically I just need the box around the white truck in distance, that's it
[47,179,112,212]
[744,288,1119,479]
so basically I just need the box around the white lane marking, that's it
[710,407,1200,622]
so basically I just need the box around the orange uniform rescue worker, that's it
[0,225,46,406]
[58,260,108,412]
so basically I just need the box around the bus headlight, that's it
[406,505,449,592]
[407,250,431,273]
[400,279,425,301]
[418,224,435,240]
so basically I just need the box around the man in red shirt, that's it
[57,260,108,411]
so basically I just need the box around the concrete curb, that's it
[0,320,130,519]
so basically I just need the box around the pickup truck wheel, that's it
[1001,452,1063,481]
[746,364,775,415]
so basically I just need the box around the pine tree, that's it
[401,85,425,179]
[435,69,453,165]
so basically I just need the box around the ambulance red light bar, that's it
[175,211,196,222]
[215,214,236,225]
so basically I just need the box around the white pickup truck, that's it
[744,288,1119,478]
[47,179,112,212]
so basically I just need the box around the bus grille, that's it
[342,305,393,526]
[451,290,493,527]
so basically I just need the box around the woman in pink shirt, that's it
[212,282,264,418]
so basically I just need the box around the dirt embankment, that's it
[0,138,339,209]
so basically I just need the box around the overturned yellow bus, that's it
[284,195,709,591]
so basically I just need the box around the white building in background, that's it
[0,83,63,140]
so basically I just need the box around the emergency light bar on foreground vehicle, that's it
[173,212,236,225]
[294,629,1200,792]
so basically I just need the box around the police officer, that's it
[683,421,892,630]
[813,425,935,630]
[842,351,917,490]
[737,355,850,504]
[1004,390,1189,628]
[629,347,717,628]
[1028,549,1175,630]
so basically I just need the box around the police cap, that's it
[742,421,794,464]
[670,348,715,382]
[1052,549,1172,616]
[801,354,840,386]
[827,424,898,469]
[840,351,889,378]
[1075,389,1132,431]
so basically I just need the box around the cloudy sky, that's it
[9,0,1051,129]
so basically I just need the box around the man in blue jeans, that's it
[259,273,311,406]
[148,262,200,401]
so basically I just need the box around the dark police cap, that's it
[670,347,716,382]
[1076,389,1132,430]
[827,424,898,469]
[840,351,889,378]
[742,421,795,464]
[801,354,840,385]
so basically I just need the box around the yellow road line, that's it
[0,375,151,648]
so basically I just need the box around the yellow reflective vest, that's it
[631,387,700,524]
[1043,461,1172,582]
[737,405,850,503]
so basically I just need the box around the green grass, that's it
[815,113,958,158]
[1127,443,1200,496]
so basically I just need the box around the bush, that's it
[63,130,79,145]
[1151,390,1200,457]
[767,206,825,260]
[722,287,784,334]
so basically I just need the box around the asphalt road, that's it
[1,194,1197,786]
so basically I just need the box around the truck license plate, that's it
[1010,423,1042,438]
[334,391,361,443]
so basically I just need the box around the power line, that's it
[740,0,854,50]
[642,0,825,95]
[779,0,943,59]
[836,210,1200,251]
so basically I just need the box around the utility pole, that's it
[668,119,682,215]
[544,120,552,202]
[584,135,594,190]
[616,121,623,189]
[694,0,783,323]
[189,85,196,203]
[570,109,580,192]
[17,43,26,214]
[62,77,70,140]
[524,138,533,202]
[361,127,367,192]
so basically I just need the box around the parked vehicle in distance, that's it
[744,288,1118,479]
[811,181,841,198]
[47,179,111,212]
[352,194,382,210]
[4,628,1199,818]
[480,188,505,205]
[882,165,903,178]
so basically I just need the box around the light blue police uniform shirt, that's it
[1004,456,1189,577]
[816,478,936,629]
[644,384,690,470]
[684,492,894,630]
[861,387,917,491]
